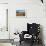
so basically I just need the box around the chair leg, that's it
[30,39,34,46]
[20,41,21,45]
[30,41,34,46]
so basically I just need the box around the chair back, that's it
[27,23,40,35]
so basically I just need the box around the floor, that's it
[0,41,43,46]
[0,43,13,46]
[19,41,43,46]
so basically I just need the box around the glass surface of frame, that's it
[16,10,25,16]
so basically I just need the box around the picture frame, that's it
[16,10,25,17]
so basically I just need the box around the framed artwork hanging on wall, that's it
[16,10,25,17]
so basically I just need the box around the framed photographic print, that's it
[16,10,25,17]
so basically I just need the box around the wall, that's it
[0,0,8,3]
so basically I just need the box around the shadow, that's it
[40,25,45,46]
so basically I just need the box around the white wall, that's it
[8,0,46,46]
[0,0,8,3]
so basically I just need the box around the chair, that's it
[19,23,40,46]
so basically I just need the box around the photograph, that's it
[16,10,25,16]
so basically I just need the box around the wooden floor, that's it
[19,41,43,46]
